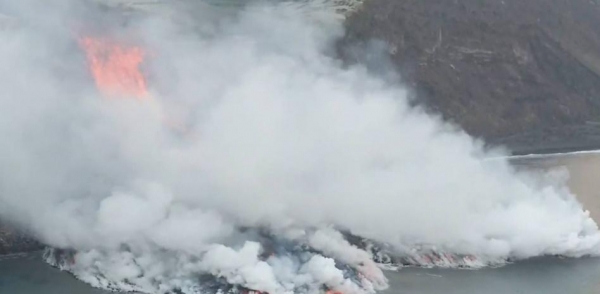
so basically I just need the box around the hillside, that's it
[342,0,600,154]
[0,225,42,255]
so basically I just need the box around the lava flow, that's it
[79,36,148,98]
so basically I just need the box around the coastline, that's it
[485,123,600,156]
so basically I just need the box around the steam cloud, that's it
[1,1,600,293]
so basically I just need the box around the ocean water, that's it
[2,252,600,294]
[383,257,600,294]
[0,253,109,294]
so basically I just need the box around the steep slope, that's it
[342,0,600,154]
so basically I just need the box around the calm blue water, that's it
[2,253,600,294]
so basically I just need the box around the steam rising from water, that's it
[1,0,600,293]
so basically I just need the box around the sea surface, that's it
[3,151,600,294]
[2,252,600,294]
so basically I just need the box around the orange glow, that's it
[79,36,148,98]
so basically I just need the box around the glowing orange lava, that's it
[79,36,148,98]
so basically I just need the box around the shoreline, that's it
[508,145,600,157]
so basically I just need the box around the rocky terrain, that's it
[0,223,42,255]
[342,0,600,154]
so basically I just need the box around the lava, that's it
[79,36,148,98]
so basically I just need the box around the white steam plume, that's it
[0,0,599,293]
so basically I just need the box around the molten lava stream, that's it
[79,36,149,98]
[79,36,193,135]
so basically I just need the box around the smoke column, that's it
[0,0,599,293]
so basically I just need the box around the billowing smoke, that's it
[1,0,599,293]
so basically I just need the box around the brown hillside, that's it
[342,0,600,154]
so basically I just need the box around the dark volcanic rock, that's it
[0,224,43,255]
[342,0,600,154]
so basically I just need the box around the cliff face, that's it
[342,0,600,154]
